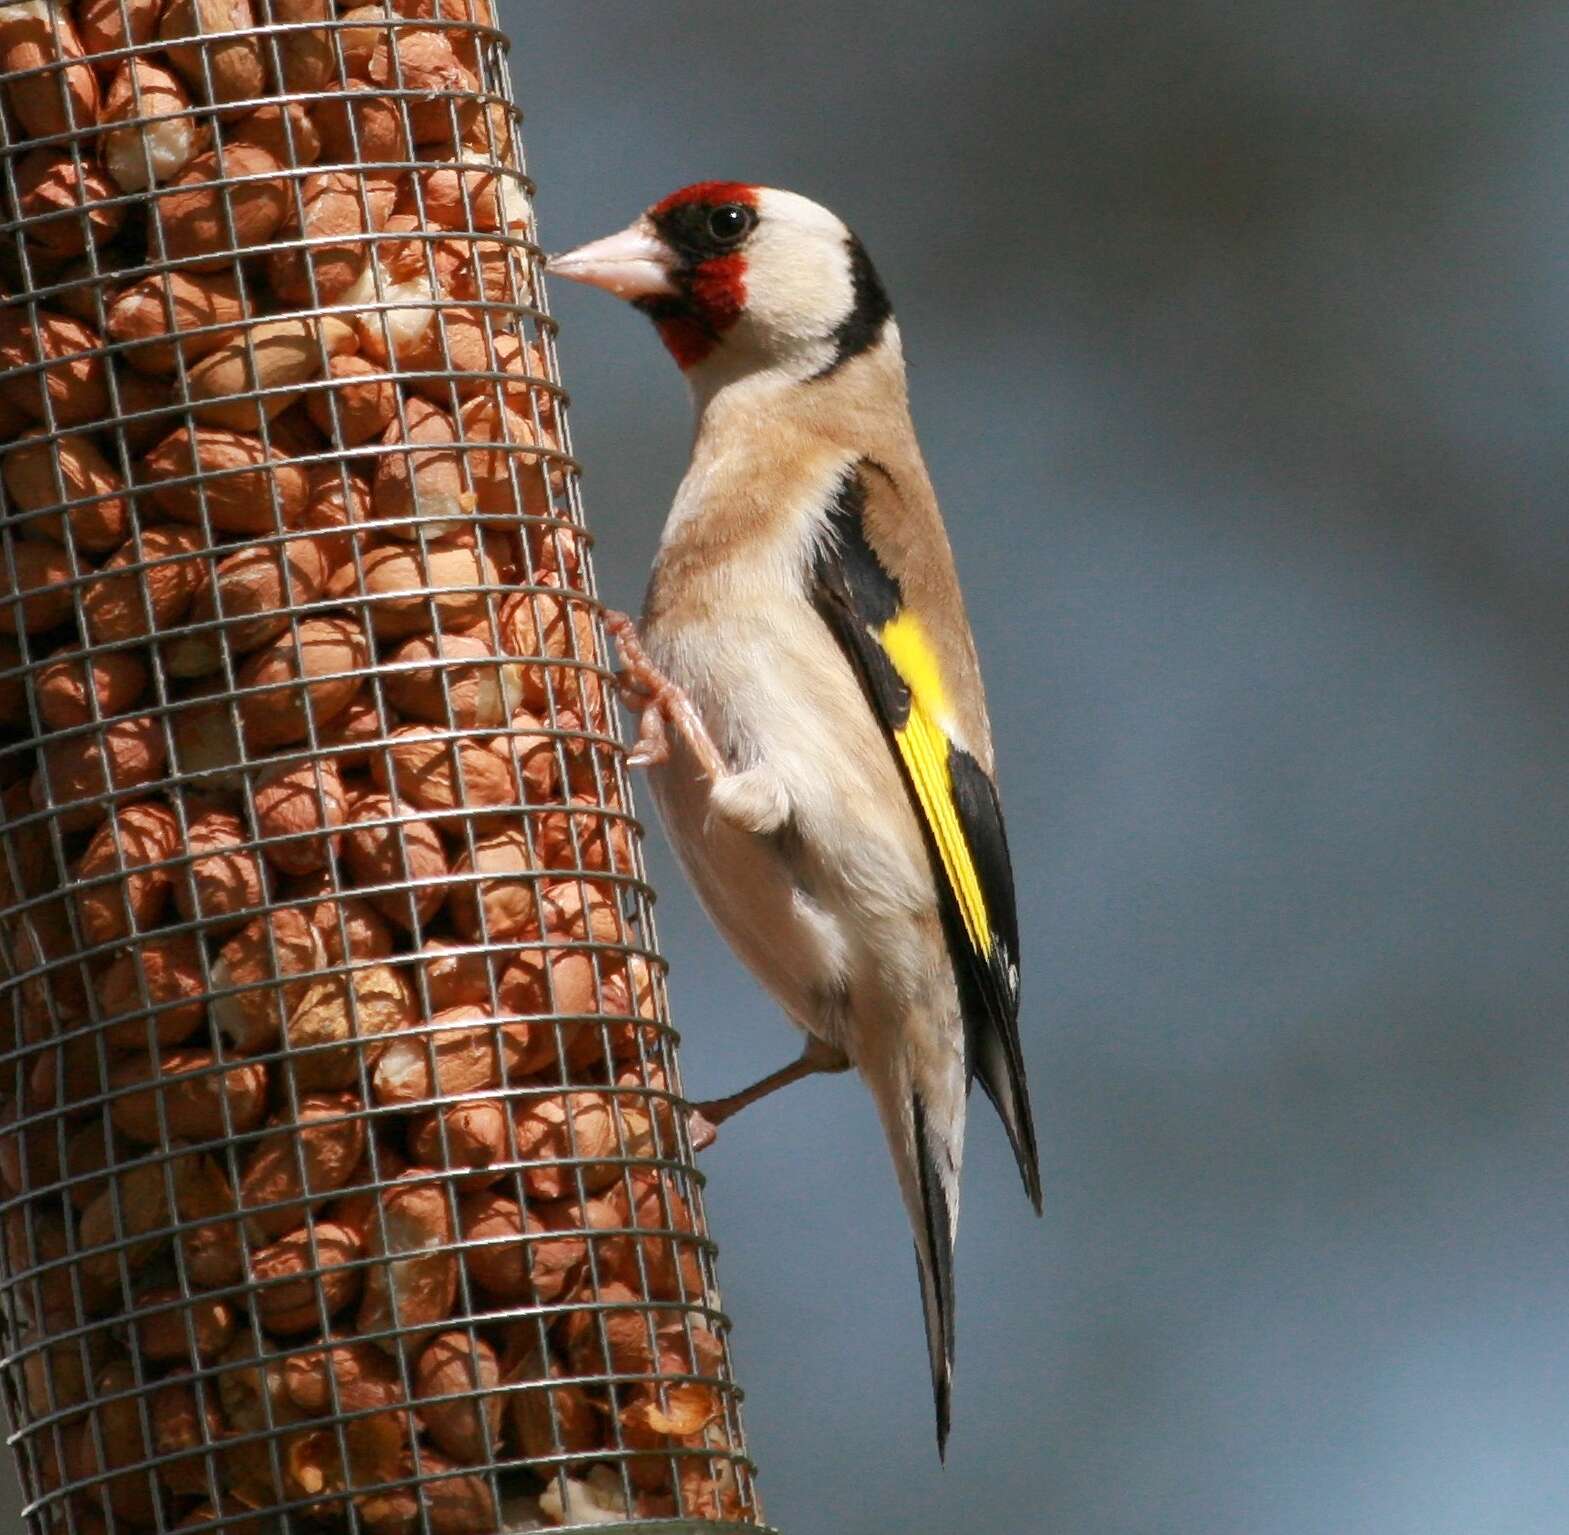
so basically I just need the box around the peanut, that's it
[150,1370,225,1495]
[371,396,469,534]
[367,25,478,144]
[250,1219,366,1335]
[109,1048,269,1143]
[12,148,123,261]
[349,265,438,369]
[384,630,523,728]
[269,0,335,91]
[0,1,98,141]
[98,57,206,193]
[143,424,310,533]
[0,777,53,913]
[69,1360,161,1525]
[282,960,417,1089]
[407,1097,508,1187]
[169,683,249,792]
[75,0,161,54]
[11,898,91,1025]
[253,753,348,876]
[0,537,75,633]
[0,306,110,428]
[356,1175,457,1350]
[298,463,372,563]
[158,0,266,108]
[238,1090,368,1240]
[512,1091,626,1201]
[458,394,552,522]
[370,1004,499,1106]
[3,431,130,553]
[107,268,246,377]
[81,522,209,645]
[497,947,597,1072]
[487,722,561,806]
[398,307,503,400]
[314,81,411,167]
[72,799,179,945]
[317,687,390,766]
[33,713,167,833]
[500,580,601,713]
[209,905,325,1053]
[112,362,175,452]
[414,1330,502,1463]
[185,316,358,431]
[171,802,267,929]
[235,613,369,748]
[269,170,371,306]
[359,540,497,639]
[164,533,333,677]
[342,791,450,929]
[76,1161,175,1303]
[503,1334,601,1462]
[130,1285,236,1363]
[229,99,322,167]
[289,868,397,964]
[416,937,496,1011]
[95,930,209,1049]
[167,1148,238,1289]
[456,1188,539,1301]
[305,353,399,445]
[155,143,289,268]
[370,722,519,823]
[536,794,636,876]
[541,876,628,948]
[420,150,507,233]
[283,1337,404,1417]
[446,824,540,943]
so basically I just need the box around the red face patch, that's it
[641,183,761,368]
[649,180,759,217]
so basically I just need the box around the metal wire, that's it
[0,3,769,1530]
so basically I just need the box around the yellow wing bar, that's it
[881,612,993,955]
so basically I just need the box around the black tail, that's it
[972,1021,1043,1214]
[911,1093,957,1456]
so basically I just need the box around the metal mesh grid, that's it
[0,3,768,1529]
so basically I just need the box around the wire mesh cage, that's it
[0,2,769,1529]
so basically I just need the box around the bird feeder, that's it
[0,2,768,1529]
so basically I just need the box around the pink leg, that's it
[694,1038,852,1130]
[603,610,728,782]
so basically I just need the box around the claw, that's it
[627,703,671,768]
[602,608,729,782]
[688,1109,720,1154]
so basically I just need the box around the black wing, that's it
[810,463,1041,1213]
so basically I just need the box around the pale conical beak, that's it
[545,221,677,301]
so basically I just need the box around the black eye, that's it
[707,203,750,243]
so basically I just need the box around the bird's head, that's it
[546,183,892,382]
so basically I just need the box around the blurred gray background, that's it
[514,3,1569,1533]
[8,3,1566,1532]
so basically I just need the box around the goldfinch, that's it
[548,183,1040,1451]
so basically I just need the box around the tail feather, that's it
[971,1024,1043,1214]
[911,1092,957,1457]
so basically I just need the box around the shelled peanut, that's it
[0,0,751,1528]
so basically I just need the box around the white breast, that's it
[639,451,937,1049]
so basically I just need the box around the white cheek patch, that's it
[742,189,857,345]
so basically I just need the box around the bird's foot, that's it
[603,609,728,781]
[694,1038,852,1128]
[706,766,791,837]
[687,1107,721,1154]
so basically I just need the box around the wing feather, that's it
[812,463,1041,1212]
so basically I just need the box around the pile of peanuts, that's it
[0,1,757,1530]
